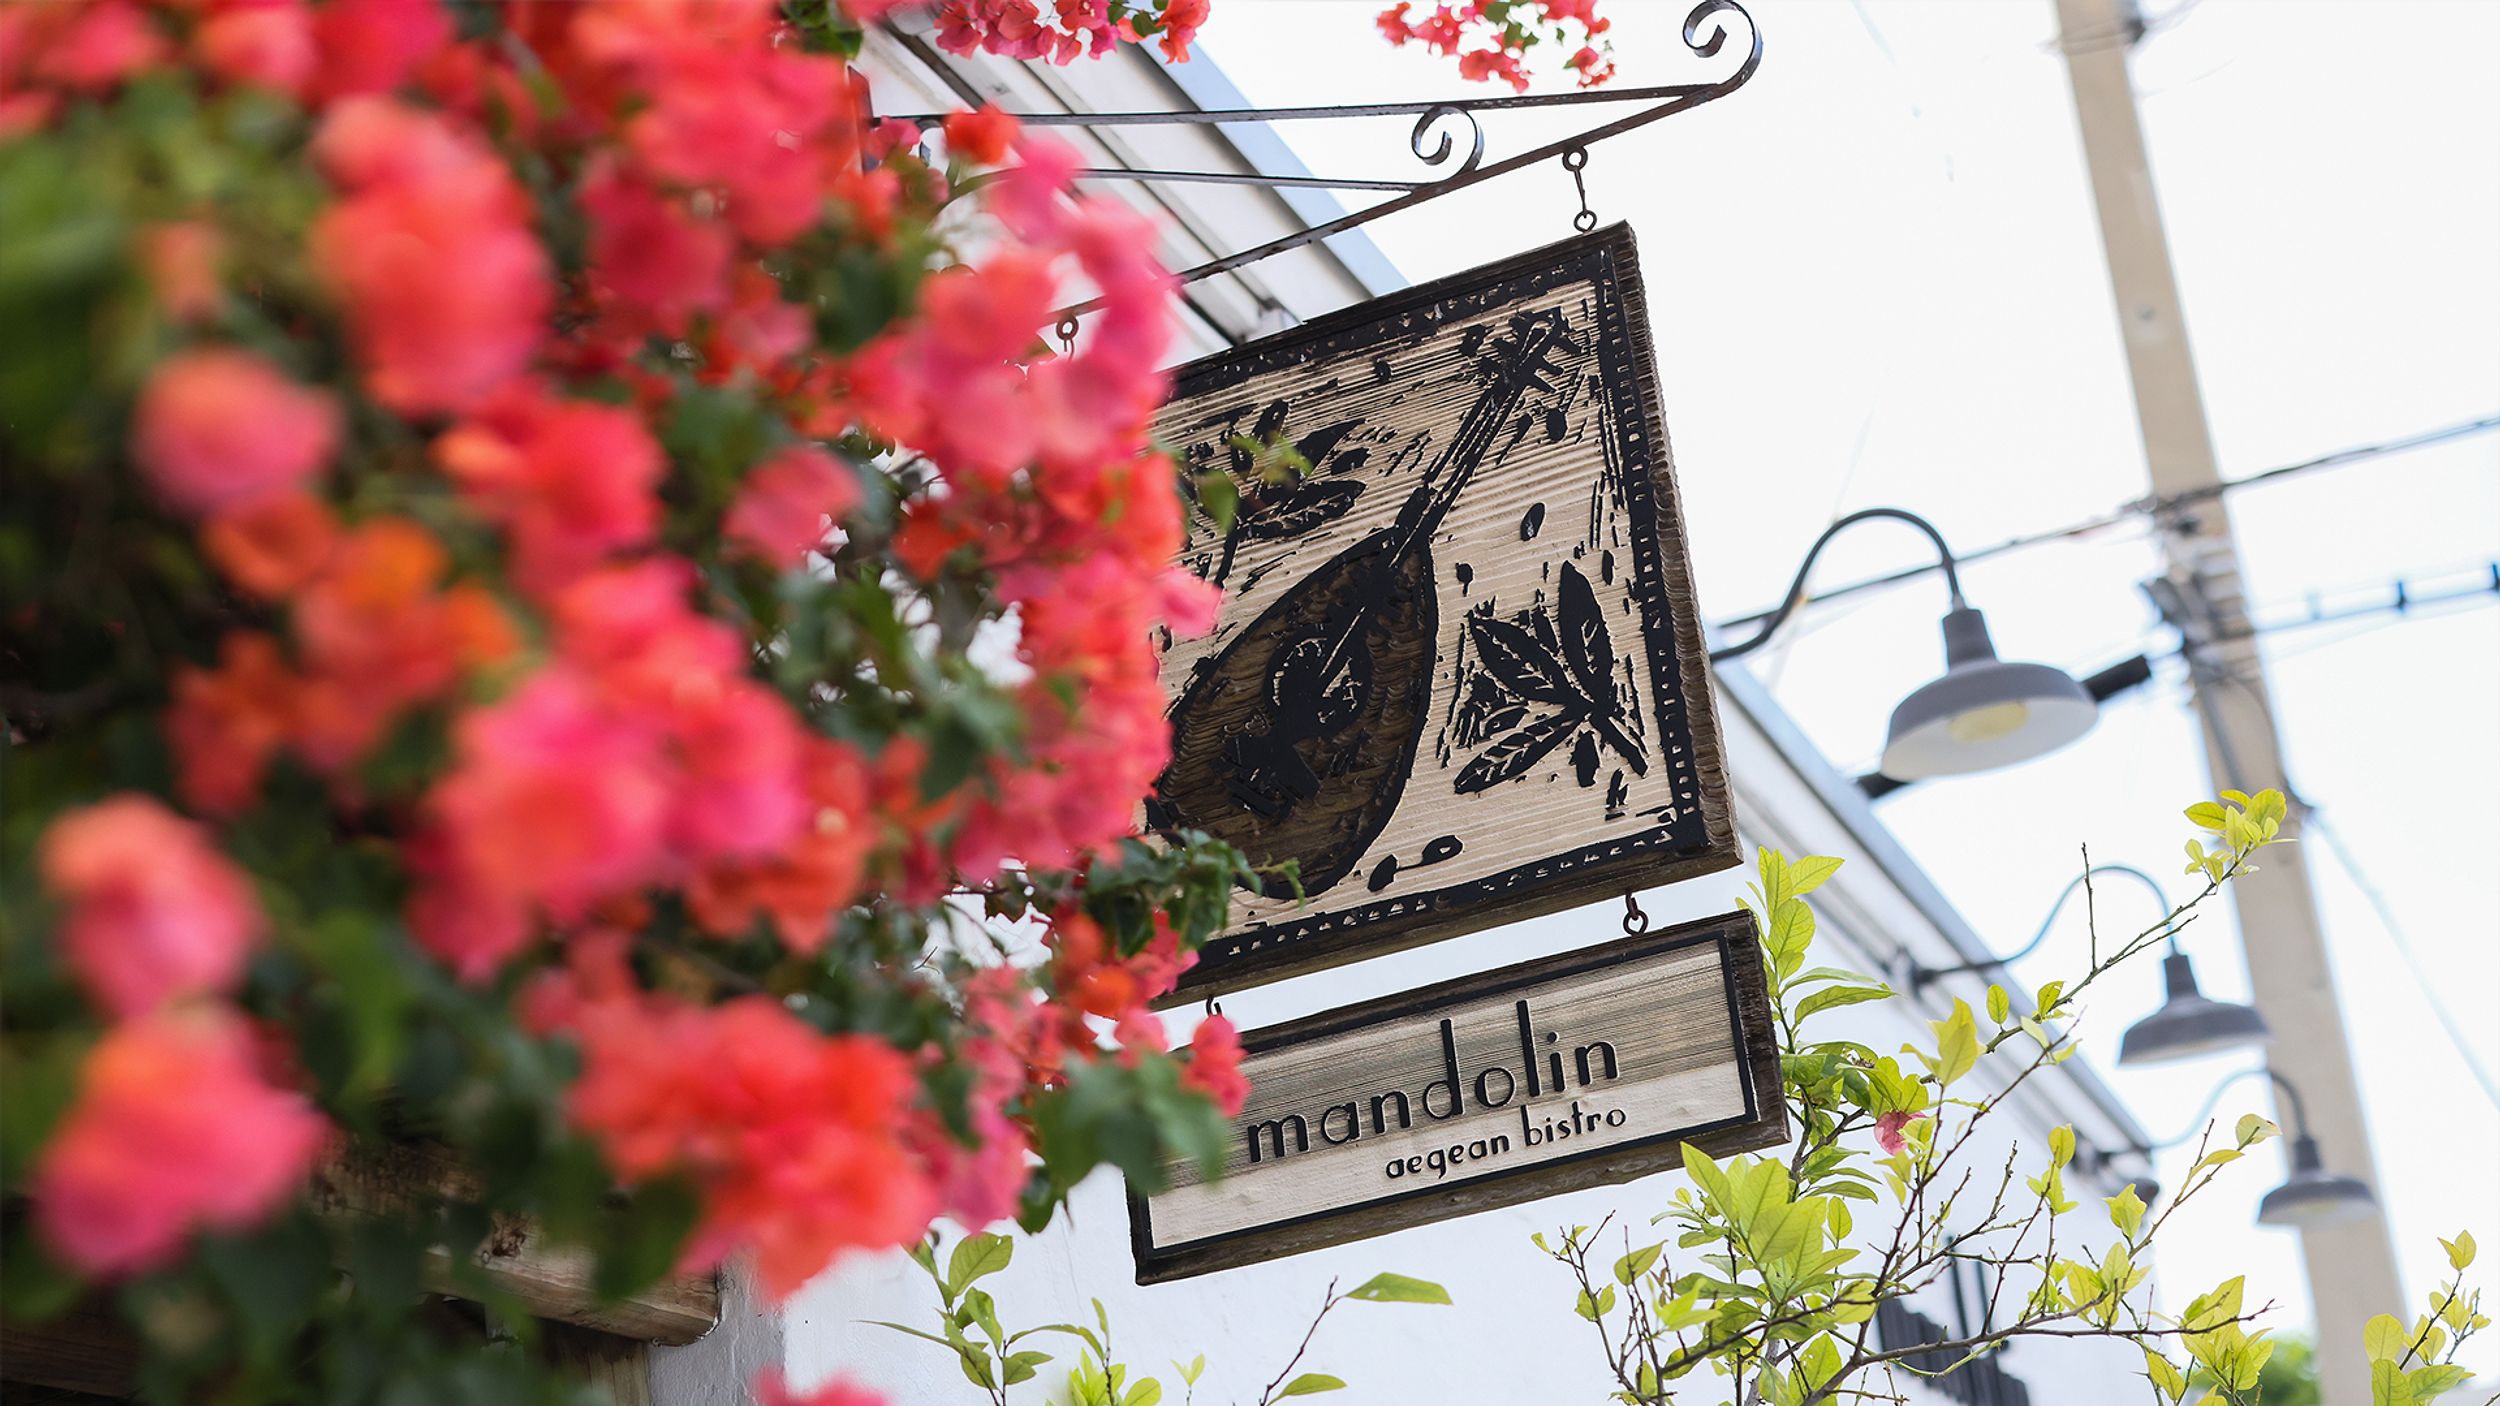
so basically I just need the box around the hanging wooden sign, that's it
[1149,224,1737,1003]
[1127,909,1784,1283]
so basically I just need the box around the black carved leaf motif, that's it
[1453,709,1582,794]
[1466,613,1577,705]
[1556,560,1614,699]
[1451,559,1650,791]
[1237,478,1368,541]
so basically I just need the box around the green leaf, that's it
[1786,855,1844,896]
[868,1320,956,1350]
[946,1232,1013,1296]
[1003,1350,1052,1386]
[2234,1113,2279,1147]
[2185,802,2228,831]
[1123,1378,1164,1406]
[2365,1312,2407,1363]
[2145,1351,2187,1402]
[1794,983,1893,1023]
[2106,1184,2148,1239]
[1614,1243,1663,1285]
[2407,1363,2472,1399]
[1928,1000,1980,1088]
[1175,1354,1205,1386]
[1346,1272,1452,1305]
[1985,984,2010,1023]
[1278,1374,1345,1397]
[2441,1230,2476,1270]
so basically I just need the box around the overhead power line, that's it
[1713,413,2500,633]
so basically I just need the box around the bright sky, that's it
[1189,0,2500,1376]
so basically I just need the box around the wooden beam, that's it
[308,1143,720,1346]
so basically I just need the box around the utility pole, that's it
[2049,0,2404,1399]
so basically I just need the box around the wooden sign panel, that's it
[1128,910,1785,1283]
[1149,225,1737,1003]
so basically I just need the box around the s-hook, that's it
[1563,146,1596,233]
[1622,890,1650,935]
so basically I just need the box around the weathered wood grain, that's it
[1149,224,1738,1004]
[309,1142,720,1345]
[1129,910,1785,1282]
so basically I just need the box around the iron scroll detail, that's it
[878,0,1761,309]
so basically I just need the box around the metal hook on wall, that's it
[1622,891,1651,936]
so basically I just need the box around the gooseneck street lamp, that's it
[1710,507,2099,779]
[2098,1066,2380,1230]
[1903,862,2269,1067]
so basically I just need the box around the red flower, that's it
[38,795,264,1017]
[131,348,340,516]
[724,445,859,566]
[32,1008,327,1276]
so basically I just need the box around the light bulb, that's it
[1946,699,2031,745]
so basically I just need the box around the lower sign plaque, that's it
[1128,910,1785,1282]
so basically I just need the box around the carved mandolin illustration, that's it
[1151,308,1579,898]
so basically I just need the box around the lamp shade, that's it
[2117,953,2273,1066]
[2256,1133,2378,1228]
[1880,608,2097,780]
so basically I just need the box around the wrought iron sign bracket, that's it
[881,0,1761,312]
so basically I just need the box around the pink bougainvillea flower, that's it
[687,737,875,954]
[565,995,936,1298]
[579,157,732,337]
[139,221,223,324]
[1183,1012,1250,1117]
[309,98,550,416]
[723,445,859,566]
[200,489,338,600]
[422,667,673,928]
[940,104,1018,165]
[130,348,340,515]
[29,1,168,94]
[193,0,318,100]
[164,632,300,817]
[432,387,663,597]
[309,0,453,102]
[754,1370,885,1406]
[31,1008,328,1276]
[1875,1109,1931,1157]
[38,794,264,1017]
